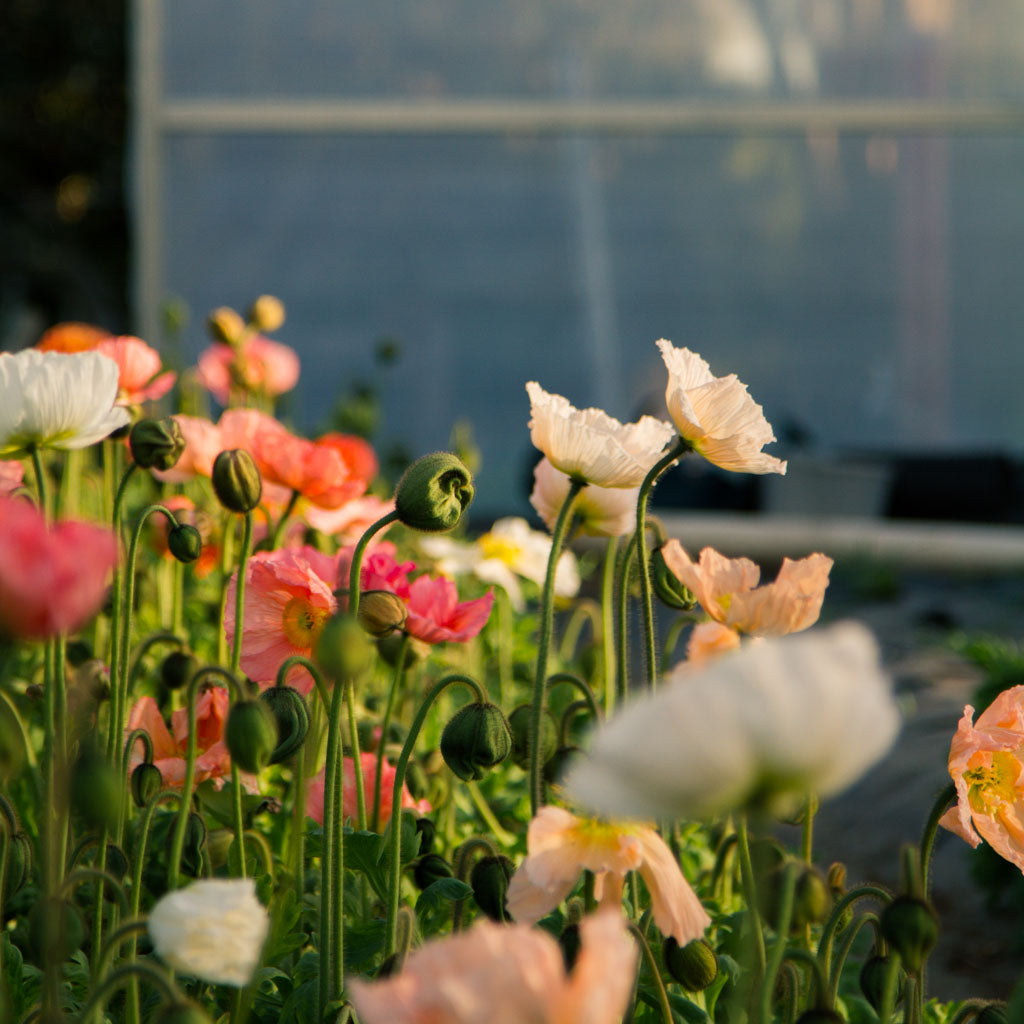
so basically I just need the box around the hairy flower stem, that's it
[319,676,346,1020]
[600,536,619,715]
[231,512,254,675]
[269,488,301,549]
[736,815,767,983]
[373,634,409,832]
[528,478,583,816]
[920,782,956,896]
[816,884,891,979]
[345,680,367,830]
[628,922,674,1024]
[616,536,637,706]
[346,510,401,617]
[759,863,798,1024]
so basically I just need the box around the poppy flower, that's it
[95,335,176,406]
[530,457,639,538]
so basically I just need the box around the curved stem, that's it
[827,913,878,1006]
[600,536,619,715]
[816,884,892,980]
[558,598,601,662]
[735,815,767,981]
[269,488,301,549]
[546,671,602,724]
[128,630,186,690]
[760,864,797,1024]
[75,960,181,1024]
[616,535,637,706]
[920,782,956,896]
[876,951,903,1024]
[628,922,673,1024]
[373,635,409,832]
[61,866,129,916]
[660,615,693,674]
[346,510,401,617]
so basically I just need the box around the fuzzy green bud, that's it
[315,613,374,680]
[415,817,436,857]
[212,449,262,514]
[879,896,939,976]
[542,745,580,787]
[470,855,514,921]
[859,955,904,1011]
[131,761,163,808]
[225,699,279,774]
[160,649,197,692]
[650,546,695,610]
[559,923,582,971]
[129,417,185,471]
[207,306,245,345]
[792,867,832,928]
[168,523,203,563]
[69,745,121,830]
[395,452,474,532]
[247,294,286,333]
[104,843,129,881]
[976,1008,1009,1024]
[414,853,453,891]
[260,685,310,764]
[357,589,408,638]
[377,634,429,668]
[440,701,512,781]
[154,1000,215,1024]
[663,937,718,991]
[508,703,558,771]
[182,812,207,877]
[3,831,32,900]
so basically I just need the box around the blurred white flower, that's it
[657,340,786,475]
[0,350,129,457]
[420,516,579,612]
[565,622,899,820]
[148,879,269,987]
[526,381,674,488]
[530,457,638,538]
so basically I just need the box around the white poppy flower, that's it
[530,457,638,538]
[148,879,269,987]
[657,340,786,475]
[526,382,675,488]
[565,621,899,821]
[0,350,130,457]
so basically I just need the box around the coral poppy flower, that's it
[526,382,675,488]
[36,321,111,353]
[404,574,494,644]
[657,340,786,475]
[350,908,637,1024]
[317,432,378,489]
[224,546,340,693]
[507,806,710,946]
[939,686,1024,873]
[197,336,300,405]
[304,494,395,543]
[252,426,359,510]
[0,461,24,497]
[662,542,833,637]
[530,457,638,538]
[95,335,176,406]
[0,497,117,638]
[305,751,431,826]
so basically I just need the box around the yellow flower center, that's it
[964,750,1022,815]
[479,533,522,567]
[281,597,328,649]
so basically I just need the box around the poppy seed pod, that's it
[470,855,514,921]
[315,614,373,680]
[663,936,718,991]
[650,546,696,610]
[259,685,310,764]
[212,449,262,514]
[247,294,286,333]
[225,699,279,774]
[440,701,512,781]
[130,417,186,471]
[357,589,408,638]
[168,523,203,564]
[508,703,558,771]
[131,761,163,808]
[207,306,246,345]
[879,896,939,976]
[394,452,474,533]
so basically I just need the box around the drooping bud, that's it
[131,761,163,807]
[69,744,121,830]
[247,294,285,333]
[650,546,695,610]
[470,855,514,921]
[130,417,186,471]
[415,817,436,857]
[314,614,374,680]
[259,685,310,764]
[28,899,85,963]
[225,699,279,774]
[394,452,474,533]
[207,306,246,345]
[507,703,558,771]
[879,896,939,976]
[859,955,904,1011]
[154,1000,215,1024]
[357,590,408,638]
[558,922,582,971]
[161,649,197,692]
[377,634,430,668]
[542,745,581,787]
[414,853,453,891]
[792,867,832,929]
[3,831,33,900]
[212,449,262,514]
[440,701,512,781]
[182,812,207,877]
[104,843,129,881]
[663,937,718,991]
[168,523,203,563]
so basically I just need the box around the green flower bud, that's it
[207,828,234,870]
[207,306,245,345]
[558,922,582,971]
[3,831,33,900]
[440,701,512,781]
[260,685,310,764]
[69,745,121,830]
[28,899,85,963]
[154,1000,215,1024]
[247,294,285,333]
[405,760,429,803]
[650,546,695,610]
[414,853,453,891]
[104,843,129,881]
[225,699,279,774]
[161,649,197,692]
[168,523,203,563]
[394,452,474,533]
[507,704,558,771]
[0,693,28,779]
[131,761,163,808]
[542,745,580,787]
[315,614,373,680]
[977,1008,1009,1024]
[377,634,429,668]
[357,590,408,638]
[130,417,185,471]
[879,896,939,976]
[182,812,207,877]
[470,855,514,921]
[65,639,93,667]
[415,816,436,857]
[792,867,831,929]
[663,937,718,991]
[859,955,904,1011]
[212,449,262,514]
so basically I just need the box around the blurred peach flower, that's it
[687,620,743,663]
[350,908,637,1024]
[530,457,638,538]
[526,382,674,488]
[36,321,111,353]
[95,335,176,406]
[0,497,117,638]
[304,494,395,543]
[197,335,300,405]
[404,574,494,644]
[252,425,360,510]
[507,806,710,946]
[152,415,223,483]
[306,751,430,826]
[0,461,24,497]
[939,686,1024,873]
[657,340,786,475]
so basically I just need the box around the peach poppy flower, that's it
[662,542,833,637]
[506,806,710,946]
[36,321,110,353]
[404,574,494,644]
[350,908,637,1024]
[657,340,786,475]
[224,546,340,693]
[0,497,117,638]
[526,382,675,488]
[317,432,378,488]
[530,457,638,538]
[95,335,176,406]
[197,336,300,405]
[0,461,24,497]
[939,686,1024,872]
[306,751,431,826]
[252,425,360,510]
[687,620,743,663]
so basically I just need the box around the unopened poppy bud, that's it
[69,745,121,830]
[440,701,512,781]
[415,816,436,856]
[161,649,197,692]
[405,760,429,802]
[542,745,581,786]
[792,867,831,928]
[315,613,374,680]
[247,294,285,333]
[976,1008,1009,1024]
[131,761,163,808]
[508,703,558,771]
[28,899,84,963]
[3,831,33,899]
[182,812,207,877]
[259,685,310,764]
[377,633,429,668]
[663,936,718,991]
[208,306,245,345]
[168,523,203,563]
[357,590,407,638]
[207,828,234,870]
[879,896,939,976]
[104,843,129,881]
[859,955,904,1011]
[130,417,185,471]
[212,449,262,514]
[154,1001,215,1024]
[414,853,453,891]
[225,699,279,774]
[395,452,474,533]
[558,922,582,971]
[470,855,514,921]
[651,546,695,610]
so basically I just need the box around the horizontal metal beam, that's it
[161,98,1024,135]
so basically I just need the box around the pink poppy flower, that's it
[126,690,258,792]
[306,751,431,826]
[939,685,1024,873]
[0,497,117,638]
[197,336,300,405]
[507,806,710,946]
[317,432,378,489]
[404,574,494,644]
[224,546,339,694]
[95,335,176,406]
[350,908,637,1024]
[530,457,638,538]
[152,415,223,483]
[662,542,833,637]
[336,540,414,601]
[0,460,24,497]
[36,321,111,353]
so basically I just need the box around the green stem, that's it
[347,510,401,617]
[816,884,891,980]
[546,671,602,724]
[760,864,798,1024]
[319,677,346,1021]
[29,443,48,518]
[373,635,409,832]
[628,922,674,1024]
[558,598,601,662]
[231,762,247,879]
[465,780,516,846]
[920,782,956,896]
[736,815,767,981]
[600,536,619,715]
[827,913,878,1006]
[269,488,301,549]
[660,615,692,674]
[231,512,254,676]
[75,961,181,1024]
[345,680,367,831]
[615,535,637,706]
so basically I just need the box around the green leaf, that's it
[415,877,473,914]
[263,888,305,965]
[280,979,319,1024]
